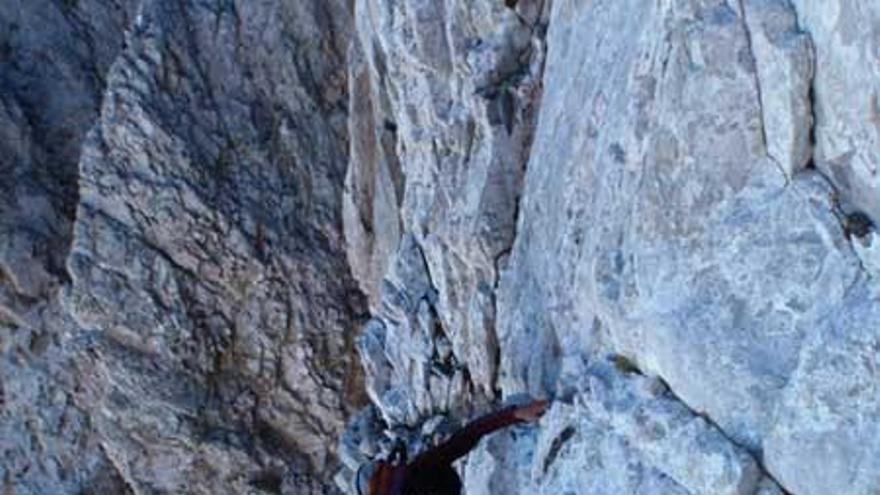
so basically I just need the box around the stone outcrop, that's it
[345,1,880,494]
[348,0,550,426]
[4,0,880,494]
[3,1,365,493]
[67,0,367,486]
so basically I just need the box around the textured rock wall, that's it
[4,0,880,494]
[2,2,140,494]
[3,0,366,493]
[1,0,139,324]
[345,1,880,495]
[349,0,550,425]
[67,0,367,486]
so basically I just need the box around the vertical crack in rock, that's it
[787,4,876,259]
[347,0,553,423]
[786,0,880,225]
[486,6,551,398]
[805,68,817,170]
[737,0,785,181]
[341,4,554,490]
[737,0,814,183]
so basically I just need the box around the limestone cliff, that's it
[3,1,880,494]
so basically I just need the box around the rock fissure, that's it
[736,0,788,184]
[795,23,877,257]
[660,380,791,494]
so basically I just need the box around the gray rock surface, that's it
[348,0,880,494]
[790,0,880,223]
[347,0,550,427]
[464,367,767,495]
[1,0,138,321]
[65,0,368,492]
[4,0,366,493]
[4,0,880,494]
[2,2,139,494]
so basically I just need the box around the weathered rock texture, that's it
[4,0,366,493]
[4,0,880,494]
[350,0,549,425]
[345,1,880,495]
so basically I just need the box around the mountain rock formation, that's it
[3,1,880,494]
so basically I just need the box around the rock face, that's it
[465,367,766,495]
[67,0,367,487]
[790,1,880,222]
[1,0,139,323]
[346,1,880,495]
[349,0,549,426]
[4,0,880,494]
[3,0,366,493]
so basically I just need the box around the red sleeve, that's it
[409,404,527,469]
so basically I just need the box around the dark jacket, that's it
[366,400,548,495]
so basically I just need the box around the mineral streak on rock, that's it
[5,0,880,494]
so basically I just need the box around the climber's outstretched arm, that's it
[410,400,549,469]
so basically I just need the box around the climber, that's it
[357,399,550,495]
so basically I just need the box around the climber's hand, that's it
[512,399,550,422]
